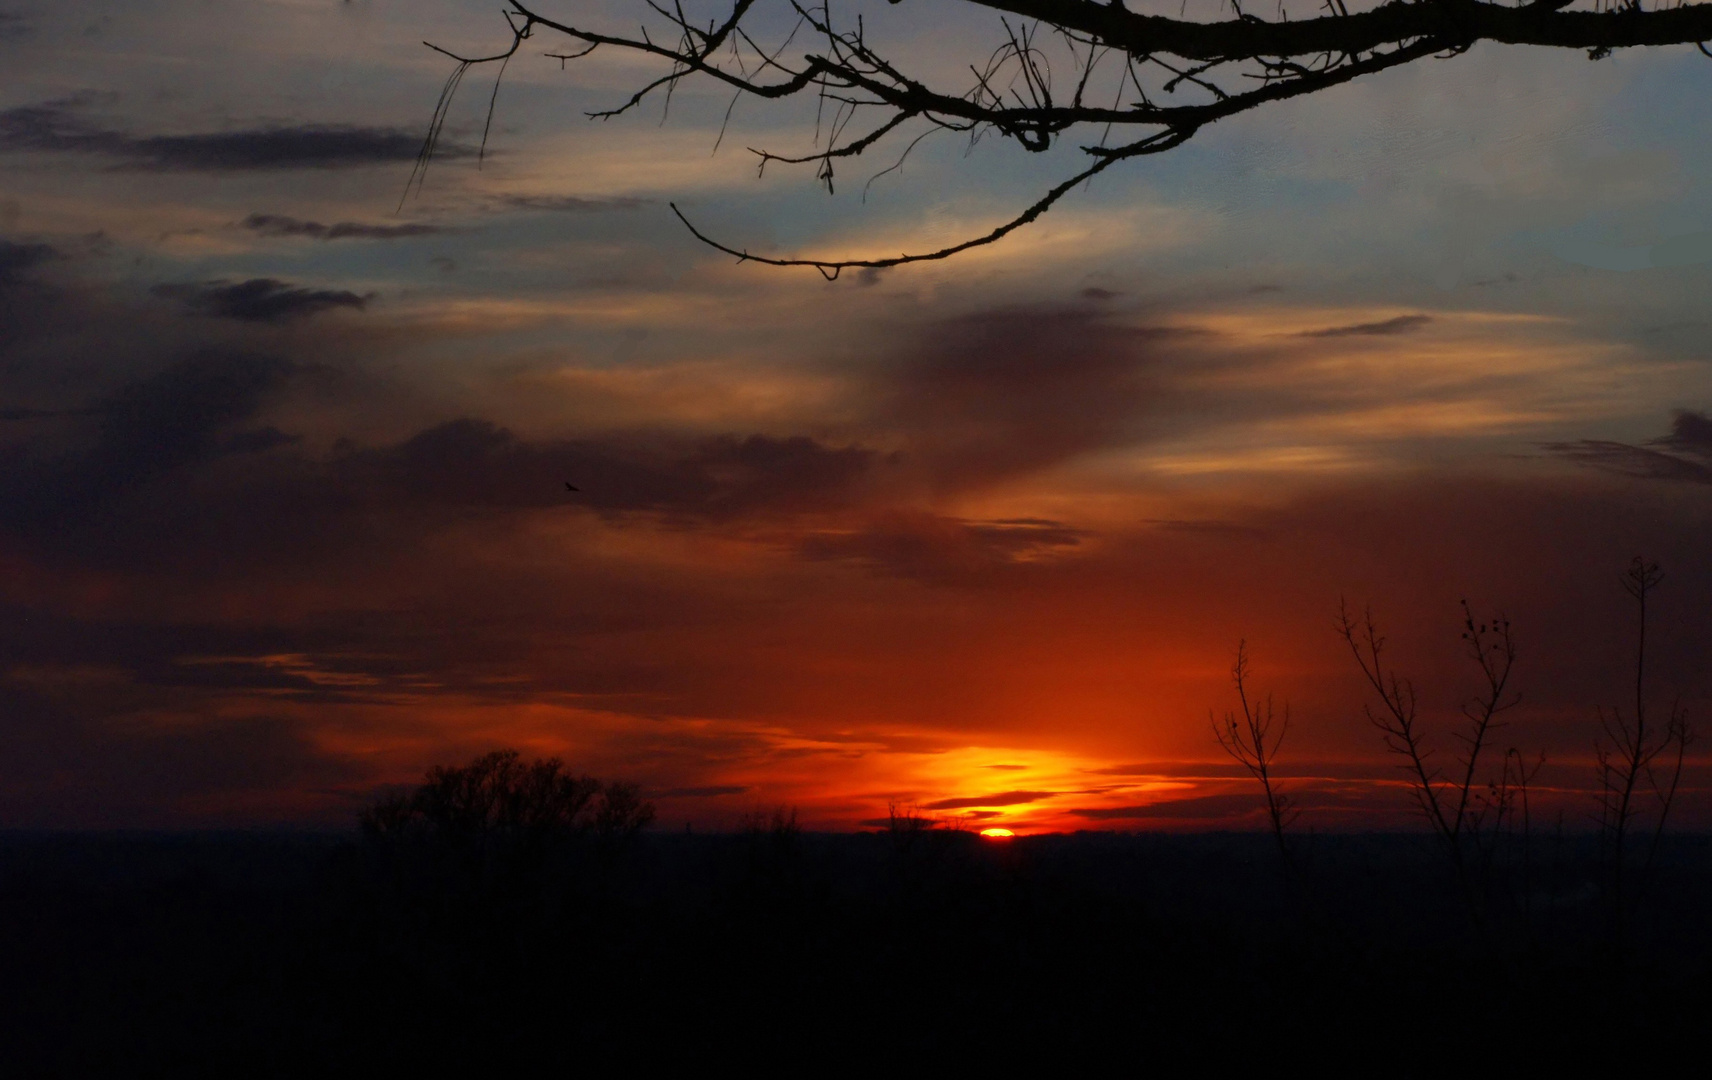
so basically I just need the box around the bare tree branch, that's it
[407,1,1712,270]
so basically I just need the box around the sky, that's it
[1,0,1709,832]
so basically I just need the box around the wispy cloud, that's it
[796,515,1086,579]
[0,98,456,171]
[152,278,370,322]
[1299,314,1432,338]
[1072,795,1264,820]
[241,214,444,241]
[494,194,649,213]
[657,785,749,798]
[922,790,1058,810]
[1543,410,1712,485]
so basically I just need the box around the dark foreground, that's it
[3,829,1710,1073]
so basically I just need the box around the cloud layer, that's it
[1,0,1709,831]
[1,232,1707,831]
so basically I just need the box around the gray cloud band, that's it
[0,98,461,170]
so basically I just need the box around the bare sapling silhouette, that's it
[1338,599,1541,929]
[1594,557,1693,941]
[1212,640,1297,869]
[410,1,1712,275]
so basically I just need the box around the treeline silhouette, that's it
[3,808,1710,1070]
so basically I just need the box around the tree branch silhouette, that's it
[413,1,1712,271]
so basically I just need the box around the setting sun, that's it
[979,828,1016,839]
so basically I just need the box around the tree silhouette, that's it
[1338,599,1543,930]
[414,0,1712,274]
[361,749,655,840]
[1595,557,1693,938]
[1211,640,1296,865]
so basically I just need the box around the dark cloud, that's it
[797,514,1085,579]
[1543,410,1712,485]
[657,785,749,798]
[1072,795,1266,820]
[341,421,877,520]
[0,680,372,828]
[881,307,1178,486]
[1072,785,1410,823]
[152,278,370,322]
[0,12,32,41]
[0,237,55,285]
[140,126,434,171]
[856,810,1001,825]
[241,214,444,241]
[496,194,648,213]
[0,339,880,575]
[681,433,877,518]
[1079,287,1119,301]
[0,605,383,827]
[1144,518,1270,539]
[150,659,346,696]
[0,351,296,539]
[1300,314,1432,337]
[1544,440,1712,484]
[1660,409,1712,457]
[0,98,453,170]
[921,790,1057,810]
[95,352,293,475]
[36,637,373,708]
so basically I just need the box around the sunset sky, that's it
[2,0,1709,832]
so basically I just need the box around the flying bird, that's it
[564,482,580,492]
